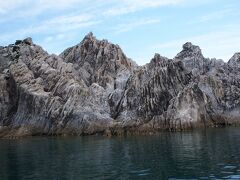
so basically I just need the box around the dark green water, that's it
[0,128,240,179]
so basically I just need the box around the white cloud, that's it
[104,0,185,16]
[41,33,79,55]
[0,13,99,44]
[0,0,184,18]
[0,0,90,22]
[0,0,82,12]
[37,0,83,9]
[199,10,230,22]
[197,7,236,23]
[113,18,160,34]
[47,14,90,24]
[0,0,30,11]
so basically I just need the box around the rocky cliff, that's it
[0,33,239,137]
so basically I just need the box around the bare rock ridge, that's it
[0,32,240,137]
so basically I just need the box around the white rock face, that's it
[0,33,240,137]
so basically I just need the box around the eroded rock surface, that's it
[0,33,239,137]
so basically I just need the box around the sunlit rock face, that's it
[0,33,239,137]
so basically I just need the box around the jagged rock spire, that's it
[228,52,240,64]
[182,42,201,52]
[175,42,203,60]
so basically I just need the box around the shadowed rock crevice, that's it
[0,33,240,137]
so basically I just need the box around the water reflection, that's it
[0,128,240,179]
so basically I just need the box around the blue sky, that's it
[0,0,239,65]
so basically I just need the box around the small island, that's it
[0,33,240,138]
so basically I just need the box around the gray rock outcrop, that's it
[0,33,239,137]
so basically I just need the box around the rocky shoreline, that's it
[1,32,240,138]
